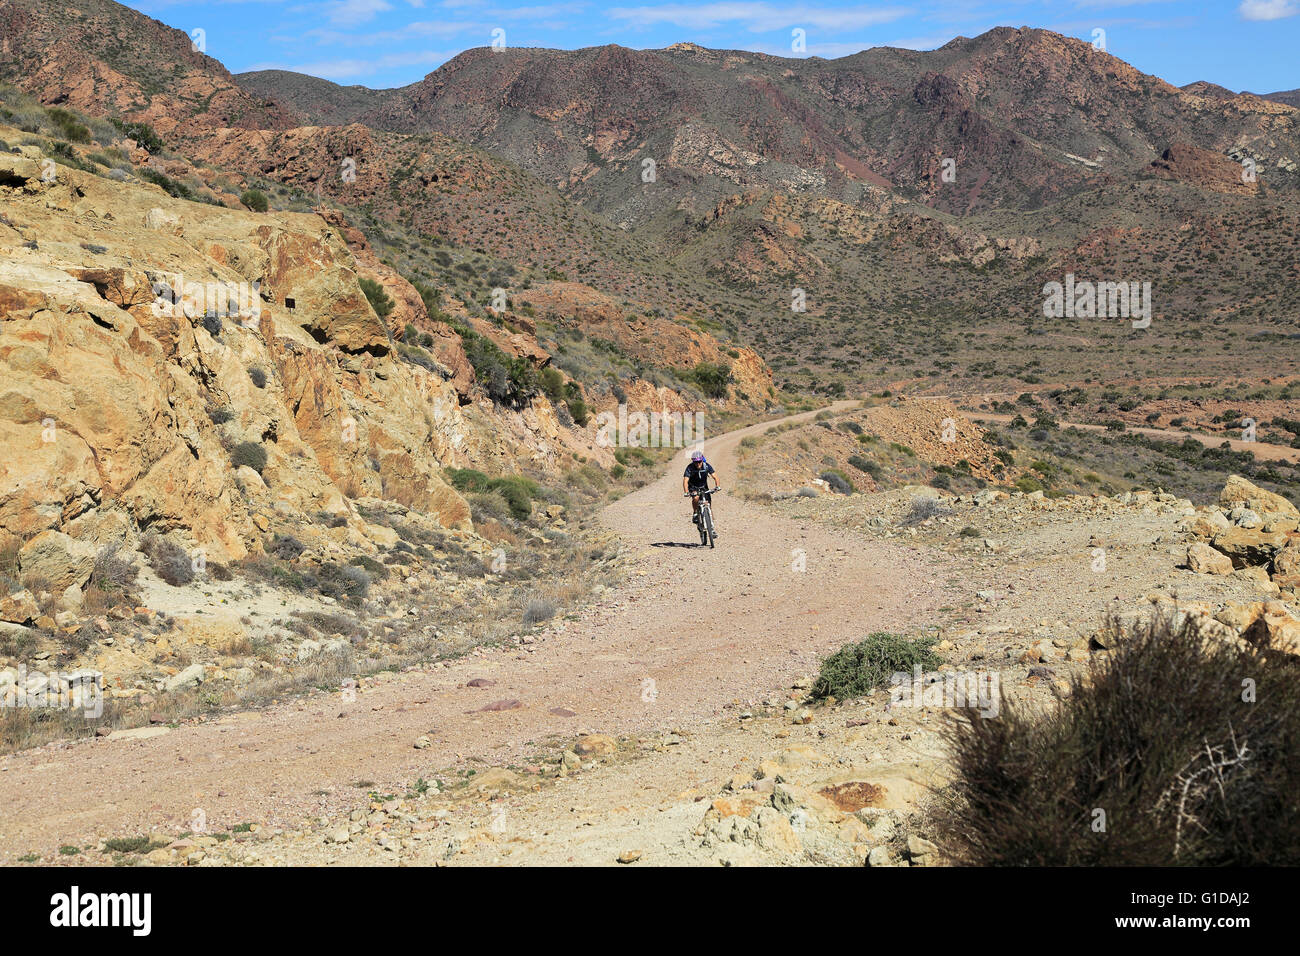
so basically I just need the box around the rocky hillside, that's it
[0,108,769,731]
[5,2,1299,402]
[0,0,294,138]
[237,28,1300,221]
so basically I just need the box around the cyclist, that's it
[683,449,719,534]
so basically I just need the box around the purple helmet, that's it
[691,450,705,461]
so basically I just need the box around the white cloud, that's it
[321,0,394,26]
[608,3,909,33]
[305,19,475,44]
[1239,0,1299,20]
[746,34,951,58]
[246,47,459,80]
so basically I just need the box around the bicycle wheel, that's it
[703,505,715,548]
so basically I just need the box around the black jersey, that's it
[684,460,715,490]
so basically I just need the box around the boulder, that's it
[1272,545,1300,590]
[161,664,205,692]
[1223,601,1300,656]
[17,531,96,593]
[573,733,617,757]
[1219,476,1299,518]
[906,834,940,866]
[752,806,803,855]
[0,589,39,625]
[1211,527,1291,568]
[1187,542,1233,575]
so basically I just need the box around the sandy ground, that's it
[0,401,962,859]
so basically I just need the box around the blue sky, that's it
[129,1,1298,92]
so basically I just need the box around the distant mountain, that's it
[4,0,1299,397]
[237,27,1299,223]
[236,71,404,127]
[1184,81,1300,110]
[1261,89,1300,109]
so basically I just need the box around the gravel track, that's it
[0,402,957,859]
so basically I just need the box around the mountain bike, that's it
[687,488,718,548]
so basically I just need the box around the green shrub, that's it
[566,398,589,427]
[445,468,493,493]
[1014,475,1043,493]
[138,167,192,200]
[685,362,732,399]
[45,108,90,143]
[231,441,268,474]
[936,610,1300,865]
[109,118,164,152]
[810,633,941,701]
[359,277,393,319]
[847,454,881,478]
[491,476,534,520]
[445,468,536,520]
[240,189,269,212]
[539,366,565,403]
[454,322,537,408]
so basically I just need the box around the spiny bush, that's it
[268,534,305,561]
[316,562,370,602]
[523,597,557,627]
[935,611,1300,865]
[810,632,941,701]
[142,534,195,587]
[899,497,952,526]
[820,469,855,494]
[89,545,138,597]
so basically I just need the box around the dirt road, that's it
[0,403,957,859]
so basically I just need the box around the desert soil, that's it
[3,402,1280,866]
[0,401,959,860]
